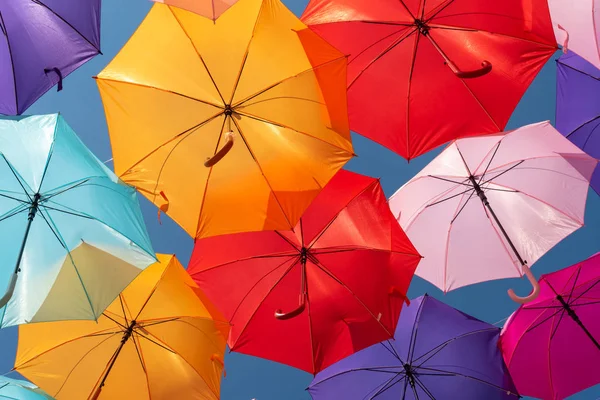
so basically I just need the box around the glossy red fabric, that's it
[301,0,557,160]
[188,170,421,374]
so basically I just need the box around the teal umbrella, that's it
[0,376,53,400]
[0,114,155,327]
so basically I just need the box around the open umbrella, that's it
[0,376,52,400]
[556,51,600,194]
[14,253,229,400]
[548,0,600,69]
[96,0,354,239]
[389,121,597,303]
[301,0,557,160]
[309,295,519,399]
[0,0,101,115]
[500,253,600,400]
[188,170,421,374]
[149,0,238,20]
[0,114,155,327]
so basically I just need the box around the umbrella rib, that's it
[167,8,226,105]
[235,111,353,155]
[367,373,405,399]
[1,155,33,202]
[410,379,422,400]
[135,332,176,354]
[558,60,600,82]
[345,24,413,70]
[480,160,524,185]
[426,186,473,208]
[41,178,91,200]
[312,259,393,337]
[0,192,28,204]
[189,253,297,277]
[381,340,404,363]
[102,312,128,330]
[132,266,171,323]
[96,77,223,109]
[524,309,563,333]
[407,296,428,362]
[415,366,518,396]
[312,246,420,258]
[232,55,347,109]
[0,11,19,114]
[39,204,94,220]
[477,141,502,185]
[413,328,498,366]
[427,175,471,186]
[310,366,405,387]
[275,230,302,252]
[572,279,600,303]
[413,375,435,399]
[398,0,417,19]
[549,308,567,341]
[32,0,100,52]
[230,116,295,229]
[138,317,180,328]
[130,334,147,373]
[424,0,454,22]
[119,295,129,326]
[306,277,317,374]
[348,27,418,90]
[0,205,28,223]
[449,188,476,224]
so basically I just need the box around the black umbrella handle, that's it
[44,68,63,91]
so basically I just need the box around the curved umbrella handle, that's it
[204,132,234,168]
[557,24,569,53]
[44,68,63,91]
[275,294,306,320]
[0,273,18,309]
[507,265,540,304]
[454,61,492,79]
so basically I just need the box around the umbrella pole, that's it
[555,295,600,350]
[0,193,40,309]
[468,176,540,303]
[91,321,136,400]
[274,248,308,320]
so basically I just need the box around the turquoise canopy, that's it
[0,376,52,400]
[0,114,155,327]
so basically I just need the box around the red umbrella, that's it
[188,170,421,374]
[301,0,557,160]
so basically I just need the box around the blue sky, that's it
[1,1,599,399]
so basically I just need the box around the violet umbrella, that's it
[500,253,600,400]
[389,121,597,303]
[0,0,101,115]
[308,295,519,399]
[556,51,600,194]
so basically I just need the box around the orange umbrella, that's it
[96,0,354,239]
[14,253,229,400]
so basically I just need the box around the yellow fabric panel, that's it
[97,78,222,179]
[144,317,227,398]
[97,4,222,106]
[17,334,122,399]
[170,0,263,103]
[139,334,218,400]
[31,242,142,323]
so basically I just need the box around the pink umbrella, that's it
[150,0,238,20]
[389,121,597,303]
[548,0,600,69]
[500,253,600,399]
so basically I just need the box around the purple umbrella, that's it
[556,51,600,194]
[0,1,101,115]
[308,295,518,399]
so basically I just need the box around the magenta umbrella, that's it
[389,121,597,303]
[500,253,600,400]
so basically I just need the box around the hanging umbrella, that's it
[188,170,421,374]
[548,0,600,69]
[95,0,354,239]
[500,253,600,400]
[556,51,600,195]
[0,0,101,115]
[14,253,229,400]
[301,0,557,160]
[389,121,597,303]
[149,0,238,20]
[0,114,155,327]
[309,294,519,399]
[0,376,52,400]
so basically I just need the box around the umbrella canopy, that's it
[0,376,52,400]
[309,295,519,399]
[188,170,421,374]
[0,114,155,327]
[0,0,101,115]
[548,0,600,69]
[96,0,354,239]
[500,253,600,400]
[301,0,557,160]
[389,121,597,302]
[149,0,238,20]
[14,254,229,400]
[556,51,600,194]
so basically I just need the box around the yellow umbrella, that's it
[96,0,354,239]
[14,253,229,400]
